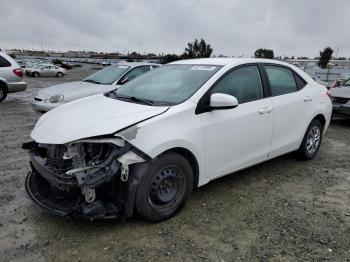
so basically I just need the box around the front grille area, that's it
[25,170,81,216]
[33,97,43,101]
[332,97,349,104]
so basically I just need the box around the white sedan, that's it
[31,62,161,113]
[30,65,66,78]
[23,58,332,221]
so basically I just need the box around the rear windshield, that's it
[0,55,11,67]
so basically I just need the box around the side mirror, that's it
[209,93,238,110]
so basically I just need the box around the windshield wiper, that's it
[83,79,102,84]
[115,94,155,106]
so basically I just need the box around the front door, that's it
[201,65,274,179]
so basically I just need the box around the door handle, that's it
[258,107,273,115]
[304,96,312,102]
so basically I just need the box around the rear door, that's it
[40,66,50,76]
[263,65,313,157]
[0,54,13,81]
[201,65,274,179]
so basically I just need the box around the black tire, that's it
[135,153,193,222]
[57,72,63,77]
[33,72,40,78]
[297,119,323,160]
[0,84,8,102]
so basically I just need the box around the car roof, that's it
[111,62,162,68]
[170,58,292,67]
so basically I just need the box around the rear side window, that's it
[0,55,11,67]
[211,66,264,104]
[265,66,297,96]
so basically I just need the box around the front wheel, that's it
[135,153,193,222]
[297,119,323,160]
[33,72,40,78]
[57,72,63,77]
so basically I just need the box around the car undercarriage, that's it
[22,138,150,219]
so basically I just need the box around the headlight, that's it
[49,94,64,103]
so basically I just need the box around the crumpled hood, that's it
[39,81,116,101]
[31,94,169,144]
[331,87,350,99]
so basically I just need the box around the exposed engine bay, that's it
[22,137,150,219]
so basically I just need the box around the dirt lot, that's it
[0,66,349,261]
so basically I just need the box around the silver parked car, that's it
[330,78,350,118]
[0,51,27,102]
[31,62,161,112]
[30,65,66,78]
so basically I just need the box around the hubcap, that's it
[149,167,184,206]
[306,126,321,154]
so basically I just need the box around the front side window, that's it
[83,65,130,85]
[121,66,150,83]
[115,64,222,105]
[265,66,298,96]
[210,66,264,104]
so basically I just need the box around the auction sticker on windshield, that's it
[190,65,217,71]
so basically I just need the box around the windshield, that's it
[83,65,130,85]
[114,64,222,105]
[343,78,350,87]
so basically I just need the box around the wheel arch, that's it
[159,147,200,189]
[313,113,326,129]
[0,79,8,92]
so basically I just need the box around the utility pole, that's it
[335,47,339,59]
[40,36,44,52]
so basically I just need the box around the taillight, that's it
[326,90,332,98]
[13,68,23,78]
[332,80,337,88]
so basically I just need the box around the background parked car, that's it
[0,51,27,102]
[31,62,161,112]
[330,78,350,118]
[30,65,66,78]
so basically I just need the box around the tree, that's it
[159,54,181,64]
[254,49,274,59]
[318,47,333,68]
[183,38,213,58]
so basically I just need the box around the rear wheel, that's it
[57,72,63,77]
[297,119,323,160]
[135,153,193,222]
[0,84,8,102]
[33,72,40,78]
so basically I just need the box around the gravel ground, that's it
[0,66,349,261]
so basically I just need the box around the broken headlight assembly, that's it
[22,137,149,219]
[49,94,64,103]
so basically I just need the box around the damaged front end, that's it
[22,137,150,219]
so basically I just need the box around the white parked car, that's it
[30,64,65,78]
[23,58,332,221]
[31,62,161,113]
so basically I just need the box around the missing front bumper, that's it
[26,170,121,219]
[23,139,150,220]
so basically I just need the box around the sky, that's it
[1,0,349,57]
